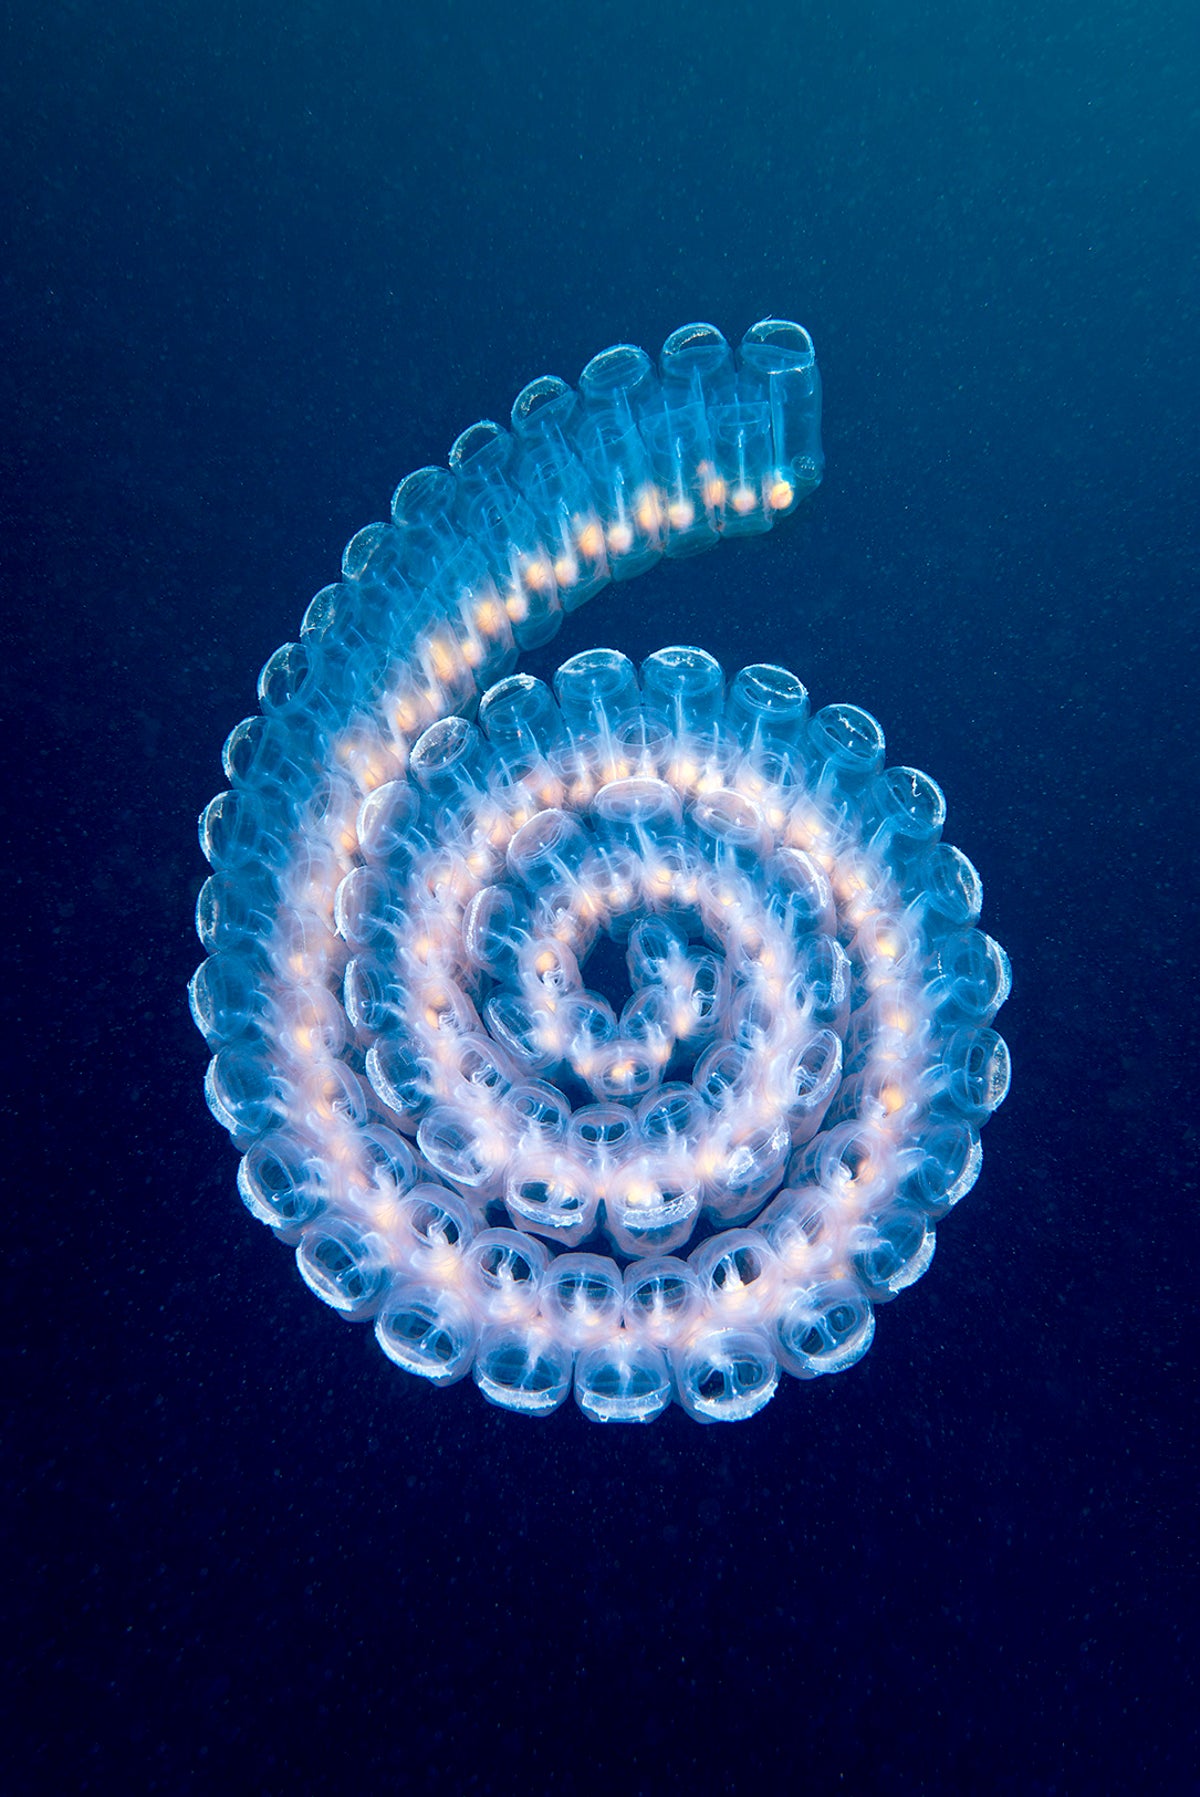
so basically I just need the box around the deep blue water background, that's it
[5,0,1197,1789]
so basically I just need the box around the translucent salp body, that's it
[192,320,1009,1423]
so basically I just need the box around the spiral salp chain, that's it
[192,320,1010,1422]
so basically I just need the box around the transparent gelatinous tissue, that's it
[192,319,1009,1423]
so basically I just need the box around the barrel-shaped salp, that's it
[200,788,284,875]
[915,841,984,929]
[188,949,265,1049]
[673,1325,780,1422]
[643,322,739,555]
[409,713,483,806]
[636,391,720,558]
[510,374,611,608]
[896,1119,983,1217]
[604,1155,701,1257]
[474,1320,574,1415]
[417,1101,511,1195]
[640,644,726,742]
[773,1278,876,1378]
[807,702,887,797]
[504,1147,597,1243]
[477,671,563,758]
[725,662,810,763]
[574,1337,673,1423]
[933,929,1014,1026]
[554,647,640,741]
[590,779,685,873]
[355,779,422,862]
[222,713,320,808]
[204,1042,284,1144]
[658,321,737,419]
[390,466,463,574]
[237,1130,325,1234]
[195,867,276,957]
[296,1218,390,1317]
[576,342,664,578]
[538,1252,624,1347]
[375,1281,478,1385]
[737,317,824,505]
[506,807,590,891]
[869,764,947,866]
[449,419,563,649]
[766,846,835,939]
[939,1027,1012,1120]
[852,1199,937,1298]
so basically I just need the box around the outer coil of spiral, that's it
[191,320,1010,1423]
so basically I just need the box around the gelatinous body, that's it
[192,320,1010,1422]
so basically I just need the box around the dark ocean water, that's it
[5,0,1197,1790]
